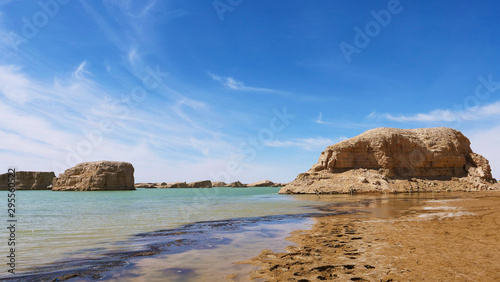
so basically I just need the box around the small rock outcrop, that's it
[212,181,227,187]
[52,161,135,191]
[280,127,497,194]
[247,180,275,187]
[187,180,212,188]
[165,182,189,188]
[134,181,213,188]
[0,171,55,190]
[134,183,158,188]
[227,181,246,187]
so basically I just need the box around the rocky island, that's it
[0,171,55,190]
[134,180,285,188]
[52,161,135,191]
[280,127,497,194]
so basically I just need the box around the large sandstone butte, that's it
[0,171,55,190]
[280,127,497,194]
[52,161,135,191]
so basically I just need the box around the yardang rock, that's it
[187,180,212,188]
[52,161,135,191]
[0,171,55,190]
[280,127,497,194]
[247,180,275,187]
[227,181,246,187]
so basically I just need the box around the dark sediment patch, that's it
[4,210,351,281]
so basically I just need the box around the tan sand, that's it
[238,192,500,281]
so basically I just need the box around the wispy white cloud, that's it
[79,0,127,52]
[0,65,35,103]
[264,137,346,151]
[73,61,93,81]
[315,112,333,125]
[127,47,139,66]
[0,62,235,176]
[208,72,280,93]
[134,0,157,19]
[374,101,500,123]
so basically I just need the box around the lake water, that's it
[0,187,329,279]
[0,187,461,281]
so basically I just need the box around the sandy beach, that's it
[240,192,500,281]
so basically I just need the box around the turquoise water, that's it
[0,187,326,276]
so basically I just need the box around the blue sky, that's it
[1,0,500,182]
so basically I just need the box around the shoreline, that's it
[6,191,499,281]
[5,209,346,281]
[241,191,500,281]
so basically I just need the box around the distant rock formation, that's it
[227,181,246,187]
[134,181,213,188]
[187,180,212,188]
[52,161,135,191]
[247,180,275,187]
[0,171,55,190]
[280,127,497,194]
[212,181,227,187]
[133,180,286,189]
[134,183,158,188]
[166,182,189,188]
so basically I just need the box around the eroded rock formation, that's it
[280,127,497,194]
[212,181,227,187]
[135,181,213,188]
[0,171,55,190]
[52,161,135,191]
[247,180,275,187]
[187,180,212,188]
[227,181,246,187]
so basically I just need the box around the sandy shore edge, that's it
[237,192,500,281]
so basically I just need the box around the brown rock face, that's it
[247,180,275,187]
[187,180,212,188]
[227,181,246,187]
[165,182,189,188]
[212,181,227,187]
[0,171,55,190]
[52,161,135,191]
[280,128,496,194]
[134,183,158,188]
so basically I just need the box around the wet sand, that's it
[6,212,346,281]
[241,192,500,281]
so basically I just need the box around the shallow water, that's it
[0,187,326,277]
[0,188,466,280]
